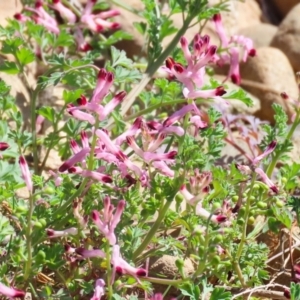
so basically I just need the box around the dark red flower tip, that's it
[46,229,54,236]
[70,139,77,148]
[116,266,123,275]
[14,290,26,298]
[216,215,227,223]
[133,117,143,129]
[91,211,98,221]
[111,22,121,29]
[194,42,202,52]
[80,43,93,52]
[126,136,133,145]
[0,142,9,151]
[248,48,256,57]
[180,36,188,47]
[19,156,26,165]
[64,244,71,252]
[53,0,60,3]
[96,25,104,32]
[194,33,201,43]
[270,185,279,194]
[281,92,289,100]
[102,175,113,183]
[75,247,85,255]
[215,86,226,96]
[14,13,22,20]
[115,91,126,100]
[174,63,184,73]
[165,57,175,69]
[207,45,217,56]
[80,130,87,140]
[98,69,107,80]
[231,203,240,214]
[167,151,177,159]
[68,167,77,173]
[116,151,127,162]
[77,95,87,105]
[35,0,43,8]
[146,121,160,130]
[283,289,291,299]
[106,72,114,83]
[136,268,147,277]
[213,14,221,22]
[59,163,69,173]
[125,174,137,186]
[231,74,241,85]
[202,35,210,45]
[294,264,300,274]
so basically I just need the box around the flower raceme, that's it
[19,156,33,193]
[15,0,121,51]
[212,13,256,85]
[164,34,227,100]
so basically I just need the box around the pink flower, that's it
[58,148,90,172]
[75,247,105,258]
[46,227,78,238]
[51,0,76,24]
[91,197,125,245]
[68,167,113,184]
[252,140,277,165]
[255,168,279,194]
[19,156,33,193]
[48,170,63,186]
[0,142,9,151]
[212,13,256,85]
[0,282,25,298]
[81,0,120,33]
[111,244,147,280]
[91,278,105,300]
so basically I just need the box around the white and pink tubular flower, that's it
[212,13,256,85]
[164,34,227,100]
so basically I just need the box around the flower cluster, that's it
[14,0,120,51]
[212,13,256,85]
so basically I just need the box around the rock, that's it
[238,23,277,48]
[239,47,298,123]
[271,3,300,71]
[271,0,300,18]
[0,1,22,26]
[150,255,194,278]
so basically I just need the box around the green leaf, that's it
[111,46,133,67]
[224,88,253,107]
[38,106,55,123]
[16,48,35,65]
[0,61,19,74]
[210,287,232,300]
[1,38,23,54]
[63,89,85,104]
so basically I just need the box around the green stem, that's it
[24,193,34,281]
[133,199,173,260]
[233,174,257,287]
[142,277,185,286]
[105,243,113,299]
[266,113,300,178]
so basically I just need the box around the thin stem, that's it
[105,243,113,299]
[266,113,300,178]
[142,277,185,286]
[24,193,34,281]
[133,198,174,260]
[233,174,257,287]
